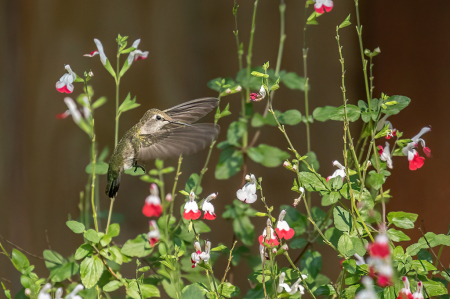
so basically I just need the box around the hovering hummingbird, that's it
[105,97,220,198]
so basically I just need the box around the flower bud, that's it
[292,164,297,171]
[166,193,172,201]
[235,85,242,92]
[245,174,251,181]
[25,289,31,296]
[225,88,231,94]
[282,244,289,251]
[272,248,277,254]
[189,191,195,201]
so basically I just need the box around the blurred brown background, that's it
[1,0,449,297]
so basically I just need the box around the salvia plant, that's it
[1,1,449,299]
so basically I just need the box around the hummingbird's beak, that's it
[167,120,193,127]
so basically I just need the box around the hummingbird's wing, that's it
[137,123,220,161]
[163,98,219,124]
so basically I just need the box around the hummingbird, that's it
[105,97,220,198]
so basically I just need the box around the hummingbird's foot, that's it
[134,164,146,173]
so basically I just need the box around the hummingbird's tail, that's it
[106,166,121,199]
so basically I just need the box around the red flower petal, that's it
[56,85,72,94]
[377,275,392,287]
[149,238,158,247]
[423,147,431,158]
[191,210,201,220]
[142,203,162,217]
[368,242,390,258]
[283,228,295,240]
[275,228,284,239]
[409,152,424,171]
[258,235,264,245]
[397,291,414,299]
[314,4,325,13]
[378,145,384,155]
[135,56,146,61]
[324,4,333,12]
[203,212,216,220]
[56,112,69,119]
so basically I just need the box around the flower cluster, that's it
[402,127,431,170]
[147,220,160,247]
[236,174,257,203]
[142,183,163,217]
[277,272,308,296]
[190,241,211,268]
[56,65,77,94]
[249,86,267,102]
[183,191,218,220]
[37,283,84,299]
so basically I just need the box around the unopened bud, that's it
[225,88,231,94]
[235,85,242,92]
[25,289,31,296]
[292,164,297,171]
[245,174,251,181]
[189,191,195,201]
[282,244,289,251]
[165,193,172,201]
[89,71,94,77]
[272,248,277,254]
[283,160,291,168]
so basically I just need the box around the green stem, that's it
[193,140,216,195]
[245,0,259,102]
[275,1,286,77]
[354,0,371,108]
[115,51,120,147]
[106,198,115,234]
[168,155,183,233]
[208,269,221,298]
[233,0,243,71]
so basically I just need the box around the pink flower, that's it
[275,210,294,240]
[397,277,413,299]
[327,160,346,182]
[368,234,390,259]
[142,184,162,217]
[183,191,201,220]
[258,219,279,247]
[127,39,149,66]
[314,0,333,13]
[84,39,108,66]
[249,86,266,102]
[378,142,393,169]
[202,193,217,220]
[147,220,160,247]
[412,281,423,299]
[56,65,77,93]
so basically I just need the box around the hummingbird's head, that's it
[140,109,191,133]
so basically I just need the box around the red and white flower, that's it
[258,219,279,247]
[313,0,333,13]
[64,285,84,299]
[142,183,162,217]
[412,281,423,299]
[249,86,267,102]
[147,220,160,247]
[183,191,201,220]
[127,39,149,66]
[190,241,211,268]
[276,210,295,240]
[56,97,91,125]
[376,264,393,287]
[84,39,108,66]
[411,127,431,158]
[377,115,397,140]
[56,65,77,94]
[327,160,346,182]
[236,174,257,203]
[368,234,390,259]
[202,193,217,220]
[397,276,413,299]
[38,284,52,299]
[378,142,393,169]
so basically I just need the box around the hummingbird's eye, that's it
[156,115,162,120]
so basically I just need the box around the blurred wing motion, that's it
[164,97,219,124]
[137,123,220,161]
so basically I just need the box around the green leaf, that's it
[207,77,235,92]
[92,96,107,110]
[235,66,263,90]
[85,162,108,175]
[322,191,341,206]
[313,105,361,122]
[121,234,153,258]
[155,159,163,170]
[44,250,66,270]
[215,148,243,180]
[66,221,85,234]
[300,250,322,279]
[387,212,418,229]
[84,229,100,243]
[333,206,352,232]
[247,144,289,167]
[75,243,94,260]
[367,172,385,190]
[280,72,306,90]
[339,14,352,28]
[277,109,302,125]
[118,93,140,115]
[100,246,123,265]
[184,173,202,195]
[338,234,354,256]
[314,285,336,296]
[233,216,255,246]
[211,245,227,252]
[298,172,328,192]
[381,95,411,116]
[50,262,79,282]
[411,260,437,274]
[103,280,123,292]
[387,228,411,242]
[227,121,246,146]
[1,282,11,299]
[182,283,205,299]
[219,282,240,298]
[422,280,448,297]
[80,256,104,289]
[107,223,120,237]
[290,238,308,249]
[406,232,450,256]
[11,249,30,273]
[342,259,357,274]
